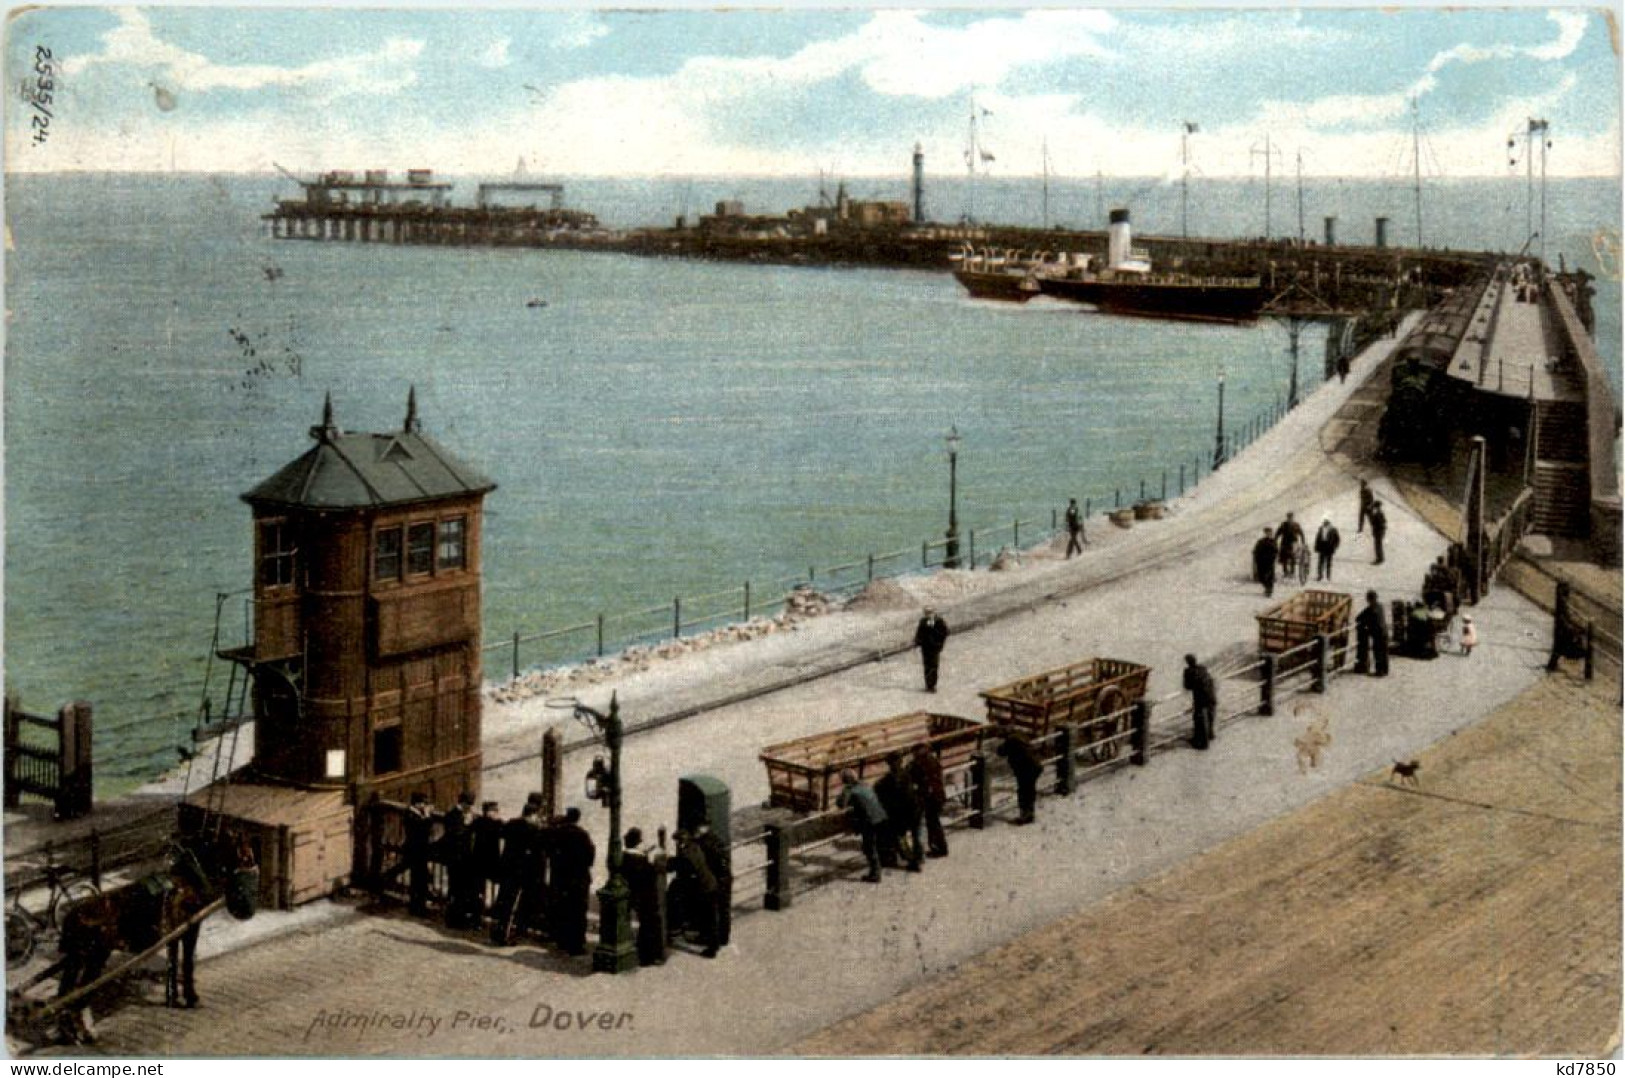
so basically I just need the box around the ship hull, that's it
[953,269,1042,303]
[1039,275,1265,323]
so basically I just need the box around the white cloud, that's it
[60,10,424,101]
[477,38,511,70]
[553,13,609,51]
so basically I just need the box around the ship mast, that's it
[965,101,979,224]
[1041,137,1050,231]
[1296,149,1306,247]
[1411,98,1424,247]
[1250,133,1281,239]
[1181,121,1198,239]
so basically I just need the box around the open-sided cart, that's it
[1256,589,1352,672]
[760,711,986,813]
[979,657,1150,762]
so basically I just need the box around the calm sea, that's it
[5,172,1619,792]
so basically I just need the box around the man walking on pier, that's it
[1358,480,1374,533]
[915,607,950,692]
[1183,654,1217,750]
[1064,498,1085,558]
[1252,528,1279,598]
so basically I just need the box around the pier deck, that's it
[27,319,1614,1059]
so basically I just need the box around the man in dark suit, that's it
[1064,498,1085,558]
[403,793,434,918]
[440,792,479,929]
[1252,528,1279,598]
[1369,501,1389,564]
[694,823,732,954]
[914,608,950,692]
[907,742,949,858]
[1355,590,1390,676]
[672,829,720,953]
[1313,517,1342,581]
[1183,654,1217,749]
[619,827,667,967]
[996,731,1044,825]
[874,753,923,872]
[488,803,536,947]
[548,807,596,956]
[472,800,503,914]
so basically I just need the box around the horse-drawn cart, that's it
[979,657,1150,761]
[760,712,986,813]
[1256,588,1352,672]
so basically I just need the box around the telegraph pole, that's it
[1250,134,1281,239]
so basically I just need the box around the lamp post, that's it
[943,426,962,569]
[553,693,636,974]
[1212,371,1227,470]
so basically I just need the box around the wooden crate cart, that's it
[979,657,1150,762]
[1256,589,1352,673]
[760,712,985,813]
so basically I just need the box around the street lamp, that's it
[944,425,962,569]
[1212,371,1227,470]
[547,692,636,974]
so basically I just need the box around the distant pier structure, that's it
[265,166,601,244]
[912,142,925,225]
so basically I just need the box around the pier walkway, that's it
[27,316,1616,1058]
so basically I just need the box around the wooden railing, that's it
[4,698,92,821]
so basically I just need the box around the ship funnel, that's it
[1108,208,1132,270]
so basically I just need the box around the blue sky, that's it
[5,6,1619,176]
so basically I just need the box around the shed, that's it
[181,783,353,910]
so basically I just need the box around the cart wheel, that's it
[5,909,36,969]
[1088,687,1127,763]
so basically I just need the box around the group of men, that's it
[1250,485,1389,599]
[404,793,597,956]
[837,741,955,882]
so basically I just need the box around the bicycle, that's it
[5,861,100,969]
[1296,545,1312,586]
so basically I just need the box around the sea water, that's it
[5,172,1619,791]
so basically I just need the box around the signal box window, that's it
[407,522,435,575]
[375,527,402,582]
[259,521,297,589]
[438,517,466,570]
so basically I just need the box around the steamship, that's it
[952,209,1267,323]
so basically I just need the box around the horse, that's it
[52,833,258,1043]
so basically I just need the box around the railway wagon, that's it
[1257,589,1353,672]
[979,657,1150,761]
[760,712,985,813]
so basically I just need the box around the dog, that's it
[1391,760,1422,787]
[1293,708,1332,775]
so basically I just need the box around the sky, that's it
[4,5,1620,178]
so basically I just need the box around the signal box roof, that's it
[244,391,496,511]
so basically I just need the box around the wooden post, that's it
[4,697,18,809]
[744,580,752,620]
[968,754,989,830]
[866,555,874,583]
[1054,727,1074,796]
[1115,488,1121,509]
[763,823,792,911]
[89,828,102,889]
[57,701,92,821]
[1260,654,1276,716]
[673,597,681,638]
[1161,470,1167,500]
[969,530,976,570]
[922,540,929,568]
[1584,621,1595,681]
[1312,634,1329,694]
[596,613,605,657]
[1179,463,1186,494]
[1130,701,1150,766]
[512,632,521,680]
[540,728,564,822]
[1013,517,1020,549]
[1085,497,1091,520]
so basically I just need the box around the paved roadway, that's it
[23,317,1566,1057]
